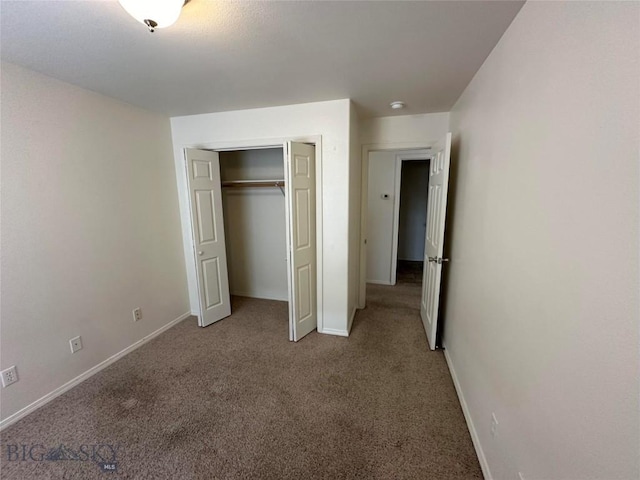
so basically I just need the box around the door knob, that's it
[198,251,204,256]
[429,257,449,264]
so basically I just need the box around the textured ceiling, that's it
[0,0,524,118]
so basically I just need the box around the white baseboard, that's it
[231,291,288,302]
[319,327,349,337]
[0,311,192,431]
[443,346,492,480]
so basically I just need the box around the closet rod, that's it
[221,180,285,188]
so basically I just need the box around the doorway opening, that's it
[184,142,318,342]
[359,133,452,350]
[364,149,430,287]
[219,148,288,302]
[396,160,430,286]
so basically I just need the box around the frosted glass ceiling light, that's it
[118,0,187,32]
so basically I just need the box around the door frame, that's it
[179,136,324,334]
[359,142,433,308]
[389,152,431,286]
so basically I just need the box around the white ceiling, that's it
[0,0,524,118]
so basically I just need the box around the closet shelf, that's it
[222,179,285,188]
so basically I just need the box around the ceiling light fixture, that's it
[118,0,189,33]
[390,101,406,110]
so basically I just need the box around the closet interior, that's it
[219,148,289,304]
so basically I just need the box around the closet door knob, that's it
[198,251,204,256]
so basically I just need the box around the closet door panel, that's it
[287,142,317,341]
[186,148,231,327]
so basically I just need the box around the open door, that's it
[286,142,317,341]
[185,149,231,327]
[420,133,452,349]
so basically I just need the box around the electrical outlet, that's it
[1,366,18,387]
[132,308,142,322]
[491,412,499,438]
[69,336,83,353]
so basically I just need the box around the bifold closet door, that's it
[185,148,231,327]
[286,142,317,341]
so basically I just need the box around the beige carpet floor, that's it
[1,283,481,479]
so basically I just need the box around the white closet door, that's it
[286,142,317,341]
[420,133,452,349]
[185,149,231,327]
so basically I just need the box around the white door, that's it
[286,142,317,341]
[185,149,231,327]
[420,133,452,350]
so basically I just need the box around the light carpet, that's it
[1,283,481,479]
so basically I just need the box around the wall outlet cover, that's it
[1,366,19,387]
[69,336,83,353]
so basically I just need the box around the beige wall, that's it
[170,100,353,335]
[365,151,399,284]
[360,112,450,147]
[445,2,639,479]
[347,102,361,329]
[0,63,190,424]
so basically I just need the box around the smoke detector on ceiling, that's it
[390,101,406,110]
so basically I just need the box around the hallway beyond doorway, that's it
[397,260,424,285]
